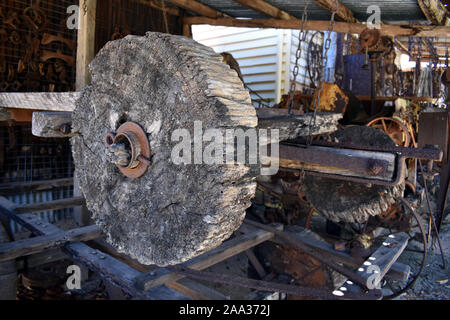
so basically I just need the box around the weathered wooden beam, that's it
[265,225,410,282]
[13,197,85,214]
[76,0,97,90]
[168,0,225,18]
[0,225,102,262]
[135,0,181,16]
[0,178,74,194]
[168,278,228,300]
[135,225,281,291]
[233,0,296,20]
[0,197,186,300]
[183,16,450,37]
[277,144,396,182]
[0,92,80,112]
[417,0,450,26]
[337,233,409,295]
[32,112,74,138]
[314,0,358,23]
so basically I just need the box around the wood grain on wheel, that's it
[71,32,258,266]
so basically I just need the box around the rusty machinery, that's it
[17,29,443,299]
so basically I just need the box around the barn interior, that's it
[0,0,449,301]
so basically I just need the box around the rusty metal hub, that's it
[105,121,151,179]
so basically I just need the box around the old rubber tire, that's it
[71,32,258,266]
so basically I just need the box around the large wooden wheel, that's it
[71,32,258,266]
[301,126,405,224]
[367,117,410,147]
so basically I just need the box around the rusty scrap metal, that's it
[168,265,382,300]
[244,219,373,290]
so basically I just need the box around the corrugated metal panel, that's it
[193,26,328,105]
[196,0,427,22]
[193,25,281,107]
[7,187,74,234]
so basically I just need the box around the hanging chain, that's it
[306,0,339,146]
[287,0,311,114]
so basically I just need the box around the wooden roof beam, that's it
[417,0,450,26]
[135,0,181,16]
[314,0,358,23]
[183,16,450,38]
[167,0,225,18]
[232,0,296,20]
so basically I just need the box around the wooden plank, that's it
[168,0,224,18]
[268,226,410,282]
[0,178,74,193]
[0,92,79,112]
[135,0,181,16]
[337,233,409,295]
[233,0,296,20]
[0,225,102,262]
[76,0,97,90]
[135,225,281,291]
[277,144,396,182]
[88,238,226,300]
[32,112,74,138]
[245,249,266,279]
[314,0,358,23]
[14,197,85,214]
[168,278,228,300]
[0,197,186,300]
[183,16,450,37]
[65,242,188,300]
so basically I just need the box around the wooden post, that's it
[76,0,97,90]
[75,1,96,228]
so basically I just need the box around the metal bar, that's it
[279,144,389,176]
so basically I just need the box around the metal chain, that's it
[287,0,311,114]
[306,0,339,146]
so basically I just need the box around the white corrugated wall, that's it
[192,25,326,107]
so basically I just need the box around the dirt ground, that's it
[401,214,450,300]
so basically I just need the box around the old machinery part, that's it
[370,198,428,299]
[301,126,405,224]
[105,122,152,179]
[360,29,381,50]
[367,117,411,147]
[71,32,258,267]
